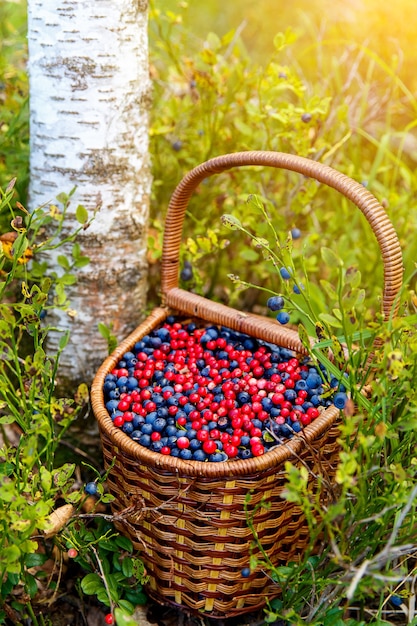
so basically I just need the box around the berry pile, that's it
[103,318,347,462]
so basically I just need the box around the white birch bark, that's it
[27,0,151,385]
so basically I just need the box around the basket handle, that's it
[161,151,403,322]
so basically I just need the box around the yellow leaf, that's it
[0,232,33,264]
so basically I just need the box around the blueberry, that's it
[126,377,138,390]
[277,311,290,324]
[172,140,183,151]
[179,448,192,460]
[293,283,304,294]
[103,380,116,393]
[261,397,273,411]
[141,423,154,435]
[189,439,201,452]
[151,393,164,406]
[155,328,170,341]
[139,434,151,447]
[306,373,322,389]
[301,113,312,123]
[151,441,164,453]
[280,347,294,360]
[105,399,119,413]
[209,452,227,462]
[279,424,292,438]
[180,261,193,282]
[267,295,285,311]
[122,422,134,435]
[291,227,301,239]
[132,415,145,428]
[153,418,167,432]
[192,449,208,461]
[241,567,251,578]
[295,380,307,391]
[284,389,297,402]
[166,425,178,437]
[145,412,157,425]
[279,267,292,280]
[237,392,250,405]
[85,482,98,496]
[333,392,347,409]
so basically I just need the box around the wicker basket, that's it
[91,152,403,619]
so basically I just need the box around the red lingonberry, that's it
[203,440,217,454]
[197,430,209,442]
[223,443,238,458]
[300,413,312,426]
[306,407,320,420]
[104,614,114,624]
[252,443,265,457]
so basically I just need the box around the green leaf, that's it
[0,415,15,424]
[125,589,147,605]
[100,493,115,504]
[58,273,77,285]
[80,573,103,595]
[319,313,343,328]
[114,607,139,626]
[25,573,38,598]
[1,545,21,566]
[54,463,76,487]
[321,246,343,268]
[115,536,133,552]
[24,553,48,568]
[75,204,88,224]
[121,557,134,578]
[57,255,70,270]
[345,267,361,288]
[117,599,135,615]
[319,279,337,300]
[220,214,242,230]
[59,332,70,350]
[74,256,90,268]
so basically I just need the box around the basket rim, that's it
[91,306,341,479]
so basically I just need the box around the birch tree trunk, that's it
[27,0,151,385]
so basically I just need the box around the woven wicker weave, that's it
[91,151,403,619]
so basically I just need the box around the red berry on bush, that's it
[104,614,114,625]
